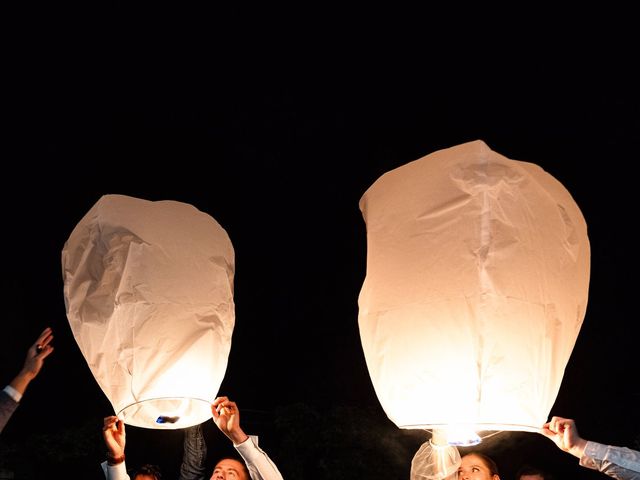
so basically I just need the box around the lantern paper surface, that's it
[62,194,235,429]
[358,140,590,433]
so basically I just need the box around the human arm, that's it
[542,416,640,480]
[102,415,130,480]
[235,436,285,480]
[178,422,207,480]
[541,416,588,458]
[7,327,54,397]
[0,327,54,434]
[212,396,249,445]
[212,397,284,480]
[101,460,130,480]
[0,391,19,434]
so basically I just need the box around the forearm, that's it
[179,423,207,480]
[235,436,284,480]
[579,441,640,480]
[9,370,34,396]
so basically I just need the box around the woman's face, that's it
[457,453,499,480]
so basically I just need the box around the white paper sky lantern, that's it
[62,194,235,429]
[358,140,590,443]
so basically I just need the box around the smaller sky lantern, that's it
[62,194,235,429]
[358,140,590,478]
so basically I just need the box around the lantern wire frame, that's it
[117,396,213,430]
[421,422,543,446]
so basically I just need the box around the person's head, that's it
[515,464,551,480]
[133,463,162,480]
[458,452,500,480]
[210,457,250,480]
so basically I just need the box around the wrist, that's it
[229,429,249,445]
[106,451,126,465]
[9,374,31,396]
[569,439,588,459]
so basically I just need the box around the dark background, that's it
[1,5,639,479]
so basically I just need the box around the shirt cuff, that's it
[3,385,22,403]
[235,435,261,457]
[579,441,606,470]
[101,459,129,478]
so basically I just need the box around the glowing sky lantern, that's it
[358,140,590,476]
[62,194,235,429]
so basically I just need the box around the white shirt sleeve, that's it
[3,385,22,403]
[235,435,284,480]
[100,460,131,480]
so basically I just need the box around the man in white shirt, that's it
[102,396,284,480]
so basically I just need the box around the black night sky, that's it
[1,6,639,479]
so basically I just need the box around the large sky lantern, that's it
[358,140,590,478]
[62,194,235,429]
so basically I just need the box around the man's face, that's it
[520,475,544,480]
[210,458,247,480]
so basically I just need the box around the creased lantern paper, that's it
[358,140,590,434]
[62,194,235,429]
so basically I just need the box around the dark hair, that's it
[516,464,552,480]
[133,463,162,480]
[215,456,250,478]
[463,452,500,476]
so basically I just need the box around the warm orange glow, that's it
[62,195,235,429]
[359,140,590,436]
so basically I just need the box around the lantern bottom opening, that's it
[117,396,212,429]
